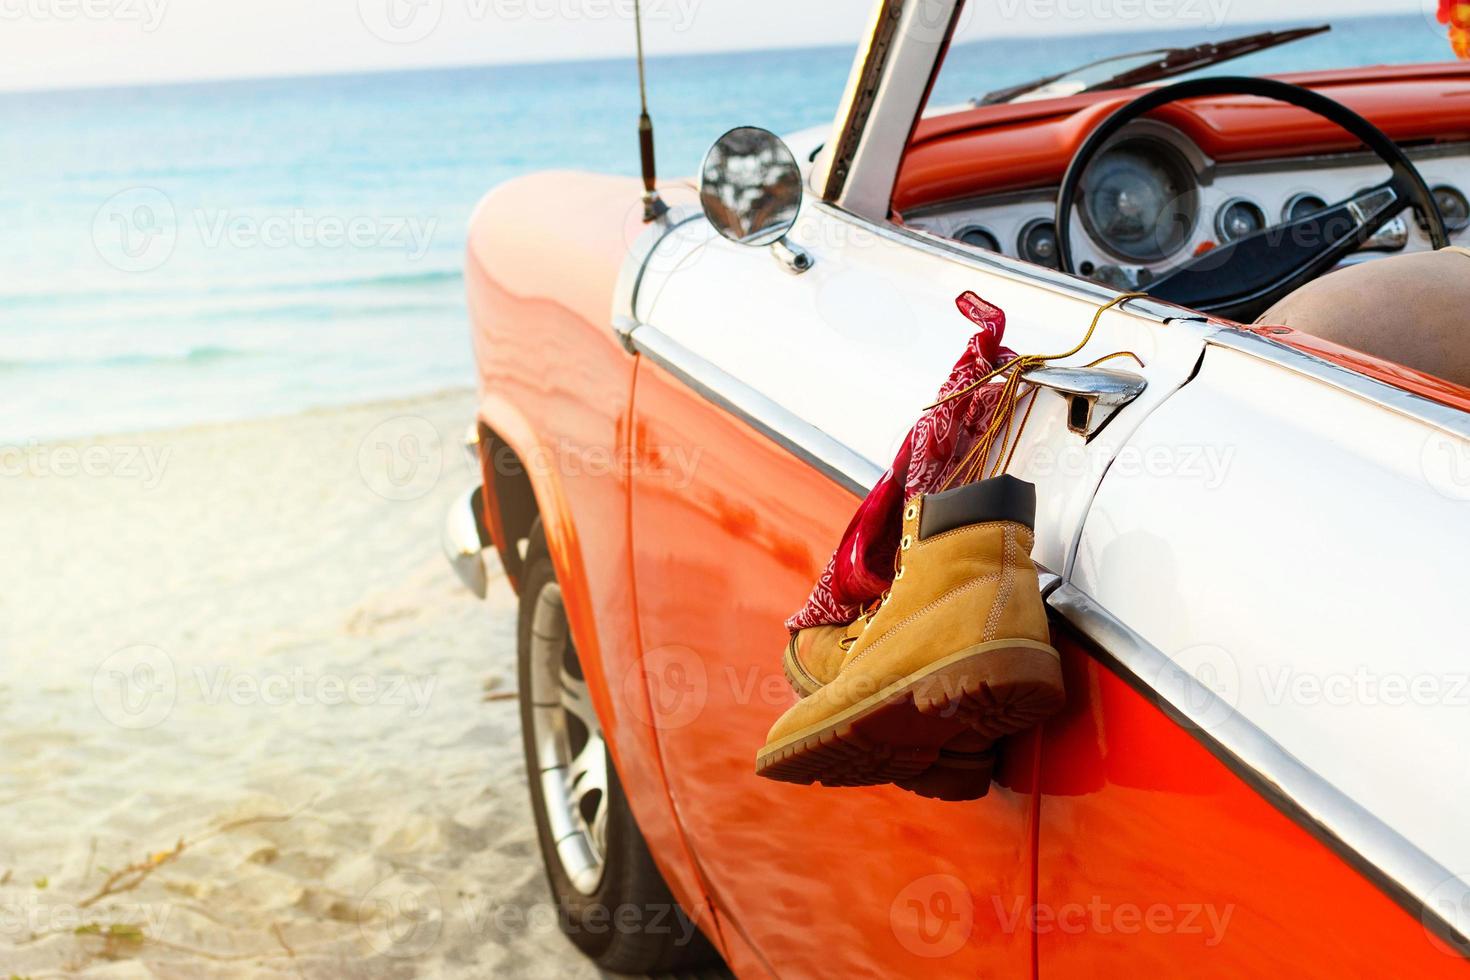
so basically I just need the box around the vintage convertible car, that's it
[444,1,1470,974]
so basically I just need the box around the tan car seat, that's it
[1255,246,1470,388]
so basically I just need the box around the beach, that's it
[0,389,607,977]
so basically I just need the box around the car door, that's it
[622,191,1208,976]
[1035,332,1470,975]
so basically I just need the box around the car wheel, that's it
[517,521,717,974]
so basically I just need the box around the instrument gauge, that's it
[1018,219,1060,269]
[955,225,1001,253]
[1283,193,1327,223]
[1079,137,1198,262]
[1418,185,1470,234]
[1215,198,1266,242]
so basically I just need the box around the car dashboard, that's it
[901,120,1470,292]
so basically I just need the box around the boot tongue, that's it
[919,475,1036,540]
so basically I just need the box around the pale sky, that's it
[0,0,1414,92]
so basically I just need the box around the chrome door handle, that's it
[1021,366,1147,438]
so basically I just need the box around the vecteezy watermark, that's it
[93,649,437,729]
[0,441,171,489]
[193,209,436,261]
[358,416,444,502]
[623,645,710,731]
[359,872,444,958]
[1027,441,1237,490]
[1259,664,1470,708]
[992,896,1235,946]
[459,897,701,946]
[890,874,974,959]
[0,895,173,944]
[192,666,437,717]
[993,0,1230,28]
[93,188,438,273]
[93,187,177,274]
[897,0,977,44]
[1423,873,1470,957]
[489,436,703,490]
[357,0,700,44]
[1421,429,1470,502]
[92,645,178,730]
[1152,643,1240,735]
[357,873,703,959]
[623,647,869,732]
[0,0,167,31]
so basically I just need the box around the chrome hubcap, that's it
[528,583,608,894]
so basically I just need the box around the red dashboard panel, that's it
[895,63,1470,211]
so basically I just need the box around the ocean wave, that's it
[0,345,254,372]
[0,268,463,309]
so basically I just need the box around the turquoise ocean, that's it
[0,14,1453,441]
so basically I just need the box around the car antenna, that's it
[634,0,669,223]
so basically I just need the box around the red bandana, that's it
[786,292,1015,633]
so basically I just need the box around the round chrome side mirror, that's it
[699,126,812,273]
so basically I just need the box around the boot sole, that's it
[783,638,998,800]
[896,743,997,801]
[755,640,1062,788]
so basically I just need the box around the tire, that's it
[517,521,717,975]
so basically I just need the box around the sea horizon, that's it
[0,12,1451,443]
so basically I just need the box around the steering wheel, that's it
[1055,76,1450,322]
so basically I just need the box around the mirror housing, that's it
[699,126,812,274]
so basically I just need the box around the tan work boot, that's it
[782,624,852,698]
[783,623,999,800]
[757,475,1063,789]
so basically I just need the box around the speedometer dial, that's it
[1080,138,1198,263]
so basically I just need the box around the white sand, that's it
[0,391,607,977]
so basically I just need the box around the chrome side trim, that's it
[626,299,1468,944]
[443,484,491,598]
[1049,583,1470,955]
[611,205,702,323]
[813,201,1207,325]
[1208,327,1470,440]
[625,321,884,497]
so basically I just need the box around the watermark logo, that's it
[93,187,177,273]
[890,874,974,959]
[1420,0,1470,51]
[1423,874,1470,956]
[193,209,436,261]
[993,896,1234,945]
[1259,664,1470,709]
[358,416,444,501]
[0,441,171,488]
[1026,441,1236,490]
[0,896,173,945]
[624,645,708,731]
[1153,643,1239,734]
[903,0,975,44]
[359,872,444,957]
[1421,430,1470,502]
[92,645,177,730]
[993,0,1231,28]
[0,0,168,31]
[193,666,438,716]
[93,188,438,272]
[358,0,699,44]
[358,0,443,43]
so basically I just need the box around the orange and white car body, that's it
[449,1,1470,974]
